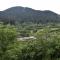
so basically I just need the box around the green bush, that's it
[0,25,60,60]
[0,25,17,60]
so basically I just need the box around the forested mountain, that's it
[0,6,60,24]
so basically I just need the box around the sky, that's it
[0,0,60,14]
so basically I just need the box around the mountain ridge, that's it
[0,6,60,24]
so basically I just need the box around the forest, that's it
[0,23,60,60]
[0,6,60,60]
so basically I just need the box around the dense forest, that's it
[0,6,60,24]
[0,6,60,60]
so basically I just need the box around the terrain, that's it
[0,6,60,24]
[0,6,60,60]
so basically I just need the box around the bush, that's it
[0,25,17,60]
[0,25,60,60]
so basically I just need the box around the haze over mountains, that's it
[0,6,60,24]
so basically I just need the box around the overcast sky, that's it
[0,0,60,14]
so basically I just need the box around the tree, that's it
[0,25,17,60]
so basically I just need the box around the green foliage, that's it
[0,6,60,24]
[0,24,60,60]
[3,27,60,60]
[0,25,17,60]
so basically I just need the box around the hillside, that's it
[0,6,60,24]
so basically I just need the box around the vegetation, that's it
[0,23,60,60]
[0,6,60,60]
[0,24,17,60]
[0,6,60,24]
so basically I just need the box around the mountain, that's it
[0,6,60,24]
